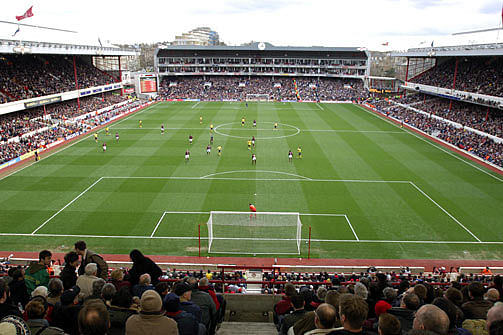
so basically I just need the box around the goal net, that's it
[246,94,270,102]
[207,211,302,255]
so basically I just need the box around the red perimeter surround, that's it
[1,102,502,269]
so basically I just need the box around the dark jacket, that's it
[108,305,137,335]
[59,263,78,290]
[52,303,81,335]
[78,249,109,280]
[281,309,307,335]
[190,289,216,329]
[9,279,30,308]
[461,299,493,320]
[128,257,162,287]
[388,307,416,333]
[180,301,202,323]
[0,302,22,319]
[166,310,203,335]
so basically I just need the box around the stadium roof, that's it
[157,42,368,59]
[0,21,137,56]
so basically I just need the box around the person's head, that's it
[413,304,449,335]
[314,303,337,329]
[38,250,52,266]
[291,294,305,310]
[487,303,503,330]
[101,284,116,302]
[325,290,340,309]
[25,299,47,319]
[414,284,427,301]
[61,286,80,305]
[78,301,110,335]
[444,287,463,306]
[92,278,106,297]
[487,288,500,302]
[31,286,48,298]
[187,277,198,289]
[383,287,397,303]
[284,282,297,297]
[375,300,392,317]
[155,282,170,298]
[140,290,163,314]
[11,268,24,282]
[85,263,98,276]
[139,273,151,286]
[490,319,503,335]
[64,251,80,267]
[468,282,485,300]
[354,283,368,300]
[74,240,87,255]
[129,249,145,263]
[110,269,124,281]
[48,278,64,298]
[317,287,328,300]
[174,282,192,302]
[402,293,420,311]
[111,286,133,308]
[432,297,457,330]
[378,313,401,335]
[199,277,209,287]
[339,293,369,331]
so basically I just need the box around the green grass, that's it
[0,101,502,259]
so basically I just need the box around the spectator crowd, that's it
[159,77,369,102]
[0,93,132,165]
[411,57,503,97]
[1,242,503,335]
[0,54,117,103]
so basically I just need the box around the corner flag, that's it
[16,6,34,21]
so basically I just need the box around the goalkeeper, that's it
[249,203,257,218]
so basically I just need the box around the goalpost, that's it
[207,211,302,255]
[246,94,270,102]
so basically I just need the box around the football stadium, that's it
[0,2,503,334]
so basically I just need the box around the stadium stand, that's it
[0,54,117,103]
[410,57,503,97]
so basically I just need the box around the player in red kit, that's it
[249,203,257,218]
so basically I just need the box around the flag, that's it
[98,37,102,48]
[12,25,20,37]
[381,42,389,46]
[16,6,34,21]
[431,41,434,47]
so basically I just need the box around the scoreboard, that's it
[140,77,157,93]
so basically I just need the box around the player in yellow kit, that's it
[297,146,302,159]
[247,140,252,150]
[139,120,142,128]
[217,145,222,156]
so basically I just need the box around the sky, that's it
[1,0,503,51]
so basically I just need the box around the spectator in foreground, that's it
[78,300,110,335]
[486,289,501,305]
[164,292,205,335]
[125,290,178,335]
[101,283,116,307]
[0,278,22,319]
[52,286,81,335]
[60,251,79,290]
[74,240,109,280]
[280,294,307,335]
[108,286,138,335]
[187,277,216,333]
[388,293,420,333]
[25,250,52,295]
[305,303,338,335]
[76,263,99,298]
[8,268,30,309]
[175,281,202,323]
[128,249,163,287]
[25,298,65,334]
[413,304,450,335]
[132,274,155,298]
[462,282,494,320]
[378,313,401,335]
[487,304,503,332]
[327,293,368,335]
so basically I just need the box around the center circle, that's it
[214,122,300,140]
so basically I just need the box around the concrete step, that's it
[217,321,278,335]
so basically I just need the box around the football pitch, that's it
[0,101,502,260]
